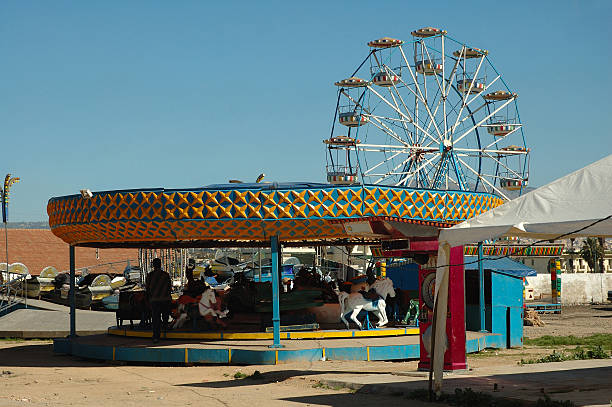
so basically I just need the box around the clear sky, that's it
[2,1,611,222]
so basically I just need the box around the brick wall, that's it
[0,229,138,275]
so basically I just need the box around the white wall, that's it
[526,273,612,305]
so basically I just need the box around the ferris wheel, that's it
[325,27,530,200]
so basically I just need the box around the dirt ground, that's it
[523,304,612,339]
[0,304,610,407]
[0,344,441,407]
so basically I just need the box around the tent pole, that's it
[69,245,76,338]
[478,242,486,332]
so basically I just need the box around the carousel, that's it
[51,27,527,366]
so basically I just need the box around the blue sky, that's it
[2,1,611,221]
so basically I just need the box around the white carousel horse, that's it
[337,278,396,330]
[171,288,228,329]
[198,288,229,319]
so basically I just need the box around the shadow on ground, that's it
[180,365,612,406]
[0,343,106,368]
[280,393,433,407]
[178,369,404,389]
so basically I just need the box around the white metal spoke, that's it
[480,151,524,179]
[396,153,441,186]
[465,75,501,106]
[457,156,509,199]
[369,115,413,124]
[386,84,414,144]
[372,154,414,184]
[444,76,501,139]
[453,146,527,156]
[449,55,486,136]
[445,46,464,96]
[422,83,443,138]
[421,42,446,113]
[362,150,405,175]
[453,97,514,145]
[358,143,436,151]
[397,46,444,139]
[441,36,448,139]
[340,90,409,147]
[367,85,441,145]
[481,126,523,150]
[444,101,488,140]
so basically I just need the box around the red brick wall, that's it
[0,229,138,275]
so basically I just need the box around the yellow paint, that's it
[367,347,370,361]
[322,348,326,360]
[275,350,278,365]
[184,348,188,364]
[108,327,419,340]
[228,348,232,364]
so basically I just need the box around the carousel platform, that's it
[54,330,503,365]
[107,325,420,340]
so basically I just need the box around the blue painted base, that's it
[54,333,504,365]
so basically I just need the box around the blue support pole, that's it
[69,245,76,338]
[478,242,487,332]
[269,235,283,348]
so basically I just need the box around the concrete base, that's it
[0,299,115,338]
[54,331,503,365]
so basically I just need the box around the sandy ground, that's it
[468,304,612,368]
[0,343,444,407]
[0,304,609,407]
[523,304,612,338]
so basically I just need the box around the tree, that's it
[580,237,604,272]
[598,237,605,273]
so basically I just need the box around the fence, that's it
[526,273,612,305]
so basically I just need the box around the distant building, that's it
[0,229,137,275]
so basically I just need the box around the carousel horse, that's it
[337,277,396,330]
[171,287,229,329]
[198,287,229,319]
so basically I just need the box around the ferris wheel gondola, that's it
[324,28,530,198]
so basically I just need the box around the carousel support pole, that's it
[258,247,262,282]
[269,235,283,348]
[69,245,76,338]
[478,242,486,332]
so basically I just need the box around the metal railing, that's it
[0,273,27,315]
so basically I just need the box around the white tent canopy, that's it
[431,154,612,394]
[440,154,612,247]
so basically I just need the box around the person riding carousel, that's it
[183,258,206,297]
[203,266,219,287]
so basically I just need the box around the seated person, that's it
[203,267,219,286]
[183,259,207,297]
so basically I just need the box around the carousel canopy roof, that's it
[47,184,504,248]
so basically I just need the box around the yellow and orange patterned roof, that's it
[47,184,504,247]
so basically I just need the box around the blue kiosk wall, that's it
[382,257,533,348]
[465,257,535,348]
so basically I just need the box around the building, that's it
[0,229,137,275]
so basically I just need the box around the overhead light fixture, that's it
[80,189,93,199]
[228,180,243,184]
